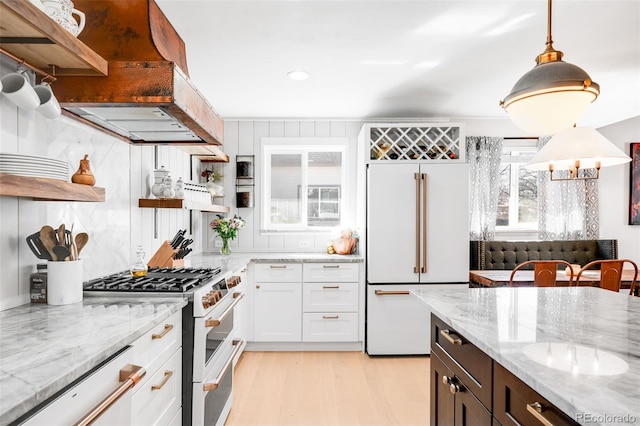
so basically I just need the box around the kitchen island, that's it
[412,286,639,425]
[0,296,186,425]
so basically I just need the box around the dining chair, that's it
[509,260,574,287]
[575,259,639,295]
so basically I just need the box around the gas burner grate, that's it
[83,267,222,293]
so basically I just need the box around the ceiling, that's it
[155,0,640,131]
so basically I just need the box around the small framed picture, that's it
[630,142,640,225]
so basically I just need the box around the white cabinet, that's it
[131,349,182,426]
[130,310,183,426]
[253,263,302,342]
[302,263,359,342]
[19,348,135,425]
[231,263,249,365]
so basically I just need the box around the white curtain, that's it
[467,136,503,240]
[537,137,599,239]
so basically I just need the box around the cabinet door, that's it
[431,352,455,426]
[254,282,302,342]
[454,385,492,426]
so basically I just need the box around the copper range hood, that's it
[53,0,226,160]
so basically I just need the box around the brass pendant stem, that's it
[536,0,563,64]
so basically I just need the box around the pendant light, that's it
[525,127,631,181]
[500,0,600,136]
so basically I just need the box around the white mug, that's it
[0,72,39,110]
[34,84,61,119]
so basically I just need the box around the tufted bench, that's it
[470,240,618,270]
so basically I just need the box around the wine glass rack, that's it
[368,124,463,161]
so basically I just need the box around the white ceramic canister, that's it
[47,260,83,305]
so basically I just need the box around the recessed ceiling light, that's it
[287,71,310,80]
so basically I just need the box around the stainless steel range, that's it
[84,266,245,426]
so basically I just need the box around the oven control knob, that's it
[202,296,211,309]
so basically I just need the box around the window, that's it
[262,138,347,232]
[496,139,539,231]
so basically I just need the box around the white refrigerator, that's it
[366,162,469,355]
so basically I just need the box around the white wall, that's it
[597,116,640,262]
[204,120,363,253]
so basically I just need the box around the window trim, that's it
[495,138,539,233]
[260,137,349,233]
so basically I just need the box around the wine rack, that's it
[367,124,464,162]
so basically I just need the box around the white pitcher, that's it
[42,0,85,37]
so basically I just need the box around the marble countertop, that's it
[186,252,363,269]
[412,287,640,425]
[0,296,186,425]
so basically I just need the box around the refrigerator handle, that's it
[422,173,428,273]
[414,172,421,274]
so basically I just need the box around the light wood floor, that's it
[225,351,430,426]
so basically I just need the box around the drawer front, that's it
[131,311,182,388]
[254,263,302,282]
[19,348,133,426]
[493,363,579,426]
[303,281,358,312]
[132,348,182,426]
[367,284,430,355]
[303,263,358,282]
[302,312,358,342]
[431,314,492,410]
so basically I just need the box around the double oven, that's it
[83,267,245,425]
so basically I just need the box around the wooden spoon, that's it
[75,233,89,257]
[39,225,58,261]
[57,223,66,247]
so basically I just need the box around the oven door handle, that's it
[205,292,245,327]
[203,339,244,392]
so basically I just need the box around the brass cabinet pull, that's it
[269,265,287,269]
[203,339,244,392]
[414,172,421,273]
[74,364,146,426]
[256,284,260,289]
[322,315,339,319]
[374,290,410,295]
[440,329,463,345]
[322,285,340,289]
[151,370,173,391]
[526,402,556,426]
[151,324,173,340]
[421,173,428,274]
[322,264,340,268]
[205,293,245,327]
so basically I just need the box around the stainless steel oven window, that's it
[205,312,233,365]
[204,368,232,425]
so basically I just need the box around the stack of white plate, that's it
[0,153,69,181]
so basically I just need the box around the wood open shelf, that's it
[0,173,105,201]
[138,198,230,213]
[0,0,108,76]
